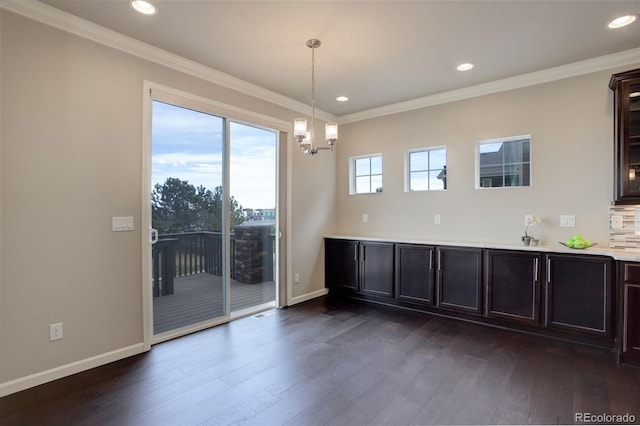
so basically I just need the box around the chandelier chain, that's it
[310,43,316,147]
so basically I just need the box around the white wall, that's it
[0,11,334,390]
[335,65,640,247]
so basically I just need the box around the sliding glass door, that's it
[150,100,226,334]
[229,122,277,315]
[144,86,281,341]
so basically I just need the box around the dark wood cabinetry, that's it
[485,250,542,325]
[325,238,359,292]
[395,244,435,305]
[360,241,394,297]
[619,262,640,366]
[436,247,483,314]
[325,238,616,352]
[324,238,394,298]
[545,254,613,337]
[610,68,640,204]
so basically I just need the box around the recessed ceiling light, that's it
[457,63,474,72]
[608,14,638,29]
[336,96,349,102]
[130,0,157,15]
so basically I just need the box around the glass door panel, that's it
[151,100,226,334]
[629,82,640,192]
[229,122,277,314]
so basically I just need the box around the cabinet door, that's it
[437,247,483,313]
[545,254,612,336]
[360,242,394,298]
[486,250,541,325]
[395,244,434,305]
[610,69,640,203]
[623,283,640,356]
[622,263,640,361]
[325,238,359,292]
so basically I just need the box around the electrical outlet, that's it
[434,214,441,225]
[611,215,624,229]
[50,323,63,341]
[362,214,368,223]
[294,273,300,284]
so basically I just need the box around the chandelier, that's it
[293,39,338,155]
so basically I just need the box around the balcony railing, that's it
[152,230,274,297]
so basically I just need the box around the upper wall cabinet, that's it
[610,69,640,204]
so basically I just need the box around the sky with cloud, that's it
[152,101,276,210]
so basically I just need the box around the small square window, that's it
[476,136,531,188]
[405,147,447,192]
[350,154,383,194]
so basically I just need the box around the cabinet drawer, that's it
[624,263,640,283]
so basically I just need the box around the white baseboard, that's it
[0,343,147,397]
[1,291,327,397]
[289,288,328,306]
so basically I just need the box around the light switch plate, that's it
[560,215,575,227]
[112,216,134,232]
[524,215,534,226]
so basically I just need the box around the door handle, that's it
[150,228,159,244]
[546,258,551,283]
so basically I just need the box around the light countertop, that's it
[324,234,640,262]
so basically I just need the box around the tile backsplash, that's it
[609,205,640,248]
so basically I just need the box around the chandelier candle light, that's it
[293,39,338,155]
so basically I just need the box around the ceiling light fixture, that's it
[457,63,474,71]
[130,0,157,15]
[608,14,638,29]
[293,39,338,156]
[336,96,349,102]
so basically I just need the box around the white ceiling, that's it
[26,1,640,118]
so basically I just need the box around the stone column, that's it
[233,223,274,284]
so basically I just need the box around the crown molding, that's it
[339,47,640,124]
[3,0,639,125]
[0,0,337,123]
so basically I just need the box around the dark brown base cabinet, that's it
[620,262,640,366]
[325,238,359,292]
[545,254,613,337]
[395,244,435,305]
[325,239,394,298]
[437,247,483,314]
[325,238,618,356]
[485,250,542,326]
[360,241,394,297]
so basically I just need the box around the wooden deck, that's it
[153,273,275,334]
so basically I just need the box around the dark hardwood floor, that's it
[2,297,639,425]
